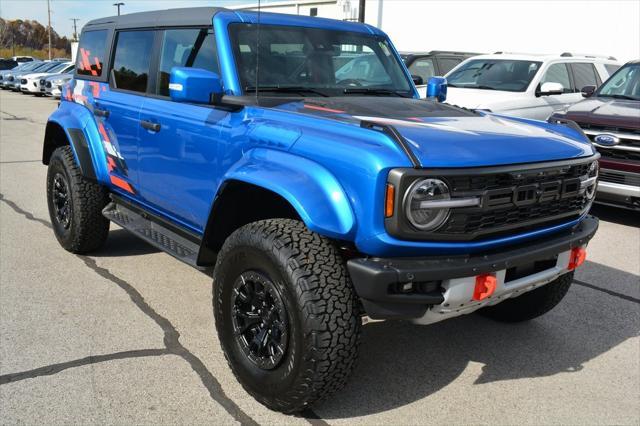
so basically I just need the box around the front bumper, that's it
[21,80,40,93]
[596,170,640,210]
[347,216,598,322]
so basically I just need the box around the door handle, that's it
[140,120,161,132]
[94,108,110,118]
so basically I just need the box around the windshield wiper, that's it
[342,88,411,97]
[244,85,329,97]
[598,94,639,101]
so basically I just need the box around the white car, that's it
[435,53,621,120]
[43,73,72,98]
[20,62,74,96]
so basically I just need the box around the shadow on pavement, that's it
[80,214,638,419]
[92,228,161,257]
[315,261,639,418]
[590,204,640,227]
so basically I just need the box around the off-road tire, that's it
[478,271,574,322]
[46,146,110,253]
[213,219,361,413]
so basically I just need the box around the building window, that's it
[310,7,318,16]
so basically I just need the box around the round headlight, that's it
[404,178,450,231]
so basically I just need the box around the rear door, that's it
[137,27,227,230]
[97,29,156,197]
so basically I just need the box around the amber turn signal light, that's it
[385,184,395,218]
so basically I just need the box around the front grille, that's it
[39,79,45,85]
[447,162,590,192]
[45,81,52,88]
[414,159,594,241]
[600,169,640,186]
[442,195,588,236]
[577,122,640,162]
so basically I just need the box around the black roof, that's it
[84,7,228,30]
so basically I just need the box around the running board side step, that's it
[102,196,202,267]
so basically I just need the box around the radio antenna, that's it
[255,0,261,103]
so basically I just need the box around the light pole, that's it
[113,2,124,16]
[70,18,80,41]
[47,0,52,60]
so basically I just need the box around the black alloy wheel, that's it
[231,270,288,370]
[52,172,71,229]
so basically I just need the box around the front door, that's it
[530,62,580,120]
[137,27,227,231]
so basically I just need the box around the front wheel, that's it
[478,271,574,322]
[46,146,110,253]
[213,219,361,413]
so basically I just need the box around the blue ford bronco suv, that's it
[43,7,599,412]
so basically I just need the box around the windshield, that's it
[16,62,41,72]
[47,62,70,73]
[229,23,412,96]
[28,62,58,73]
[446,59,542,92]
[597,63,640,100]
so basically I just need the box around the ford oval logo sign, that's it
[594,134,620,146]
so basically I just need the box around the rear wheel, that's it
[478,271,574,322]
[46,146,110,253]
[213,219,361,413]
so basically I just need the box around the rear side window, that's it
[438,58,462,75]
[112,30,155,93]
[570,63,600,91]
[408,58,435,82]
[156,28,219,96]
[76,30,108,77]
[605,64,621,76]
[541,63,572,92]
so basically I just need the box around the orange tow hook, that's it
[473,274,497,301]
[568,247,587,270]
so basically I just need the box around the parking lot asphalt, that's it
[0,90,638,425]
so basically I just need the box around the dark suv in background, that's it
[551,60,640,211]
[401,50,480,84]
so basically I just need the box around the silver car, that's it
[43,73,73,98]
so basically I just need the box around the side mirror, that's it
[169,67,223,105]
[411,75,424,86]
[538,82,564,96]
[581,85,596,98]
[426,76,447,102]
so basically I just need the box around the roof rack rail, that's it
[561,52,617,60]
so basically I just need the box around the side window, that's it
[76,30,108,77]
[438,58,462,75]
[111,30,155,93]
[156,28,219,96]
[605,64,621,76]
[408,58,435,82]
[570,63,600,91]
[541,63,571,93]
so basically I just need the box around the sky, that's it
[0,0,268,38]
